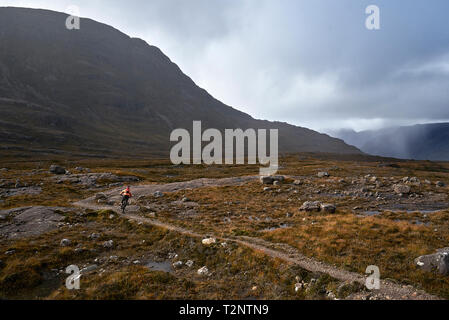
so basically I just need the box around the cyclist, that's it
[120,186,133,213]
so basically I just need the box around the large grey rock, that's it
[436,181,446,188]
[299,201,322,212]
[0,206,69,240]
[260,176,274,185]
[321,203,337,214]
[415,248,449,276]
[317,172,330,178]
[49,165,66,175]
[60,239,71,247]
[393,184,411,194]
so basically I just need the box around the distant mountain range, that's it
[0,7,360,157]
[333,123,449,161]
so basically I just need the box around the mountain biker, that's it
[120,186,132,210]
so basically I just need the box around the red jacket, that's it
[120,189,132,197]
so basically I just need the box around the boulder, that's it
[393,184,411,195]
[299,201,321,212]
[260,176,274,185]
[103,240,114,249]
[321,204,337,214]
[317,172,329,178]
[415,248,449,276]
[436,181,446,188]
[80,264,98,274]
[153,191,164,198]
[197,266,209,276]
[49,165,66,175]
[202,238,217,246]
[60,239,71,247]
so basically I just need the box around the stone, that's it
[103,240,114,249]
[317,172,329,178]
[153,191,164,198]
[293,180,302,186]
[173,261,183,268]
[49,165,66,175]
[415,248,449,276]
[299,201,321,212]
[436,181,445,188]
[81,265,98,274]
[89,233,101,240]
[260,176,274,185]
[393,184,411,195]
[202,238,217,246]
[60,239,71,247]
[273,181,281,186]
[197,266,209,276]
[186,260,194,268]
[321,204,337,214]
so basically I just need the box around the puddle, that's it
[146,261,174,273]
[363,211,382,216]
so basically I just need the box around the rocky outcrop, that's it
[415,248,449,276]
[0,206,72,239]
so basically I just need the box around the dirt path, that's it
[74,176,441,300]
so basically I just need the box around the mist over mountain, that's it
[0,7,360,157]
[333,123,449,161]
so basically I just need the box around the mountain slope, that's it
[0,7,361,157]
[333,123,449,161]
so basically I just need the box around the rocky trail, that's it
[74,176,441,300]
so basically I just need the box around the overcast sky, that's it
[1,0,449,132]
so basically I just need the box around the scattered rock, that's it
[202,238,217,246]
[321,203,337,214]
[436,181,445,188]
[317,172,330,178]
[49,165,66,175]
[415,248,449,276]
[89,233,101,240]
[173,261,183,268]
[103,240,114,249]
[393,184,411,195]
[299,201,321,212]
[186,260,194,268]
[260,176,274,185]
[293,180,302,186]
[197,266,209,276]
[168,253,178,260]
[60,239,71,247]
[80,264,98,274]
[153,191,164,198]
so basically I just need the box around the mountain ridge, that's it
[0,7,361,157]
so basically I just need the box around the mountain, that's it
[0,7,361,157]
[333,123,449,161]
